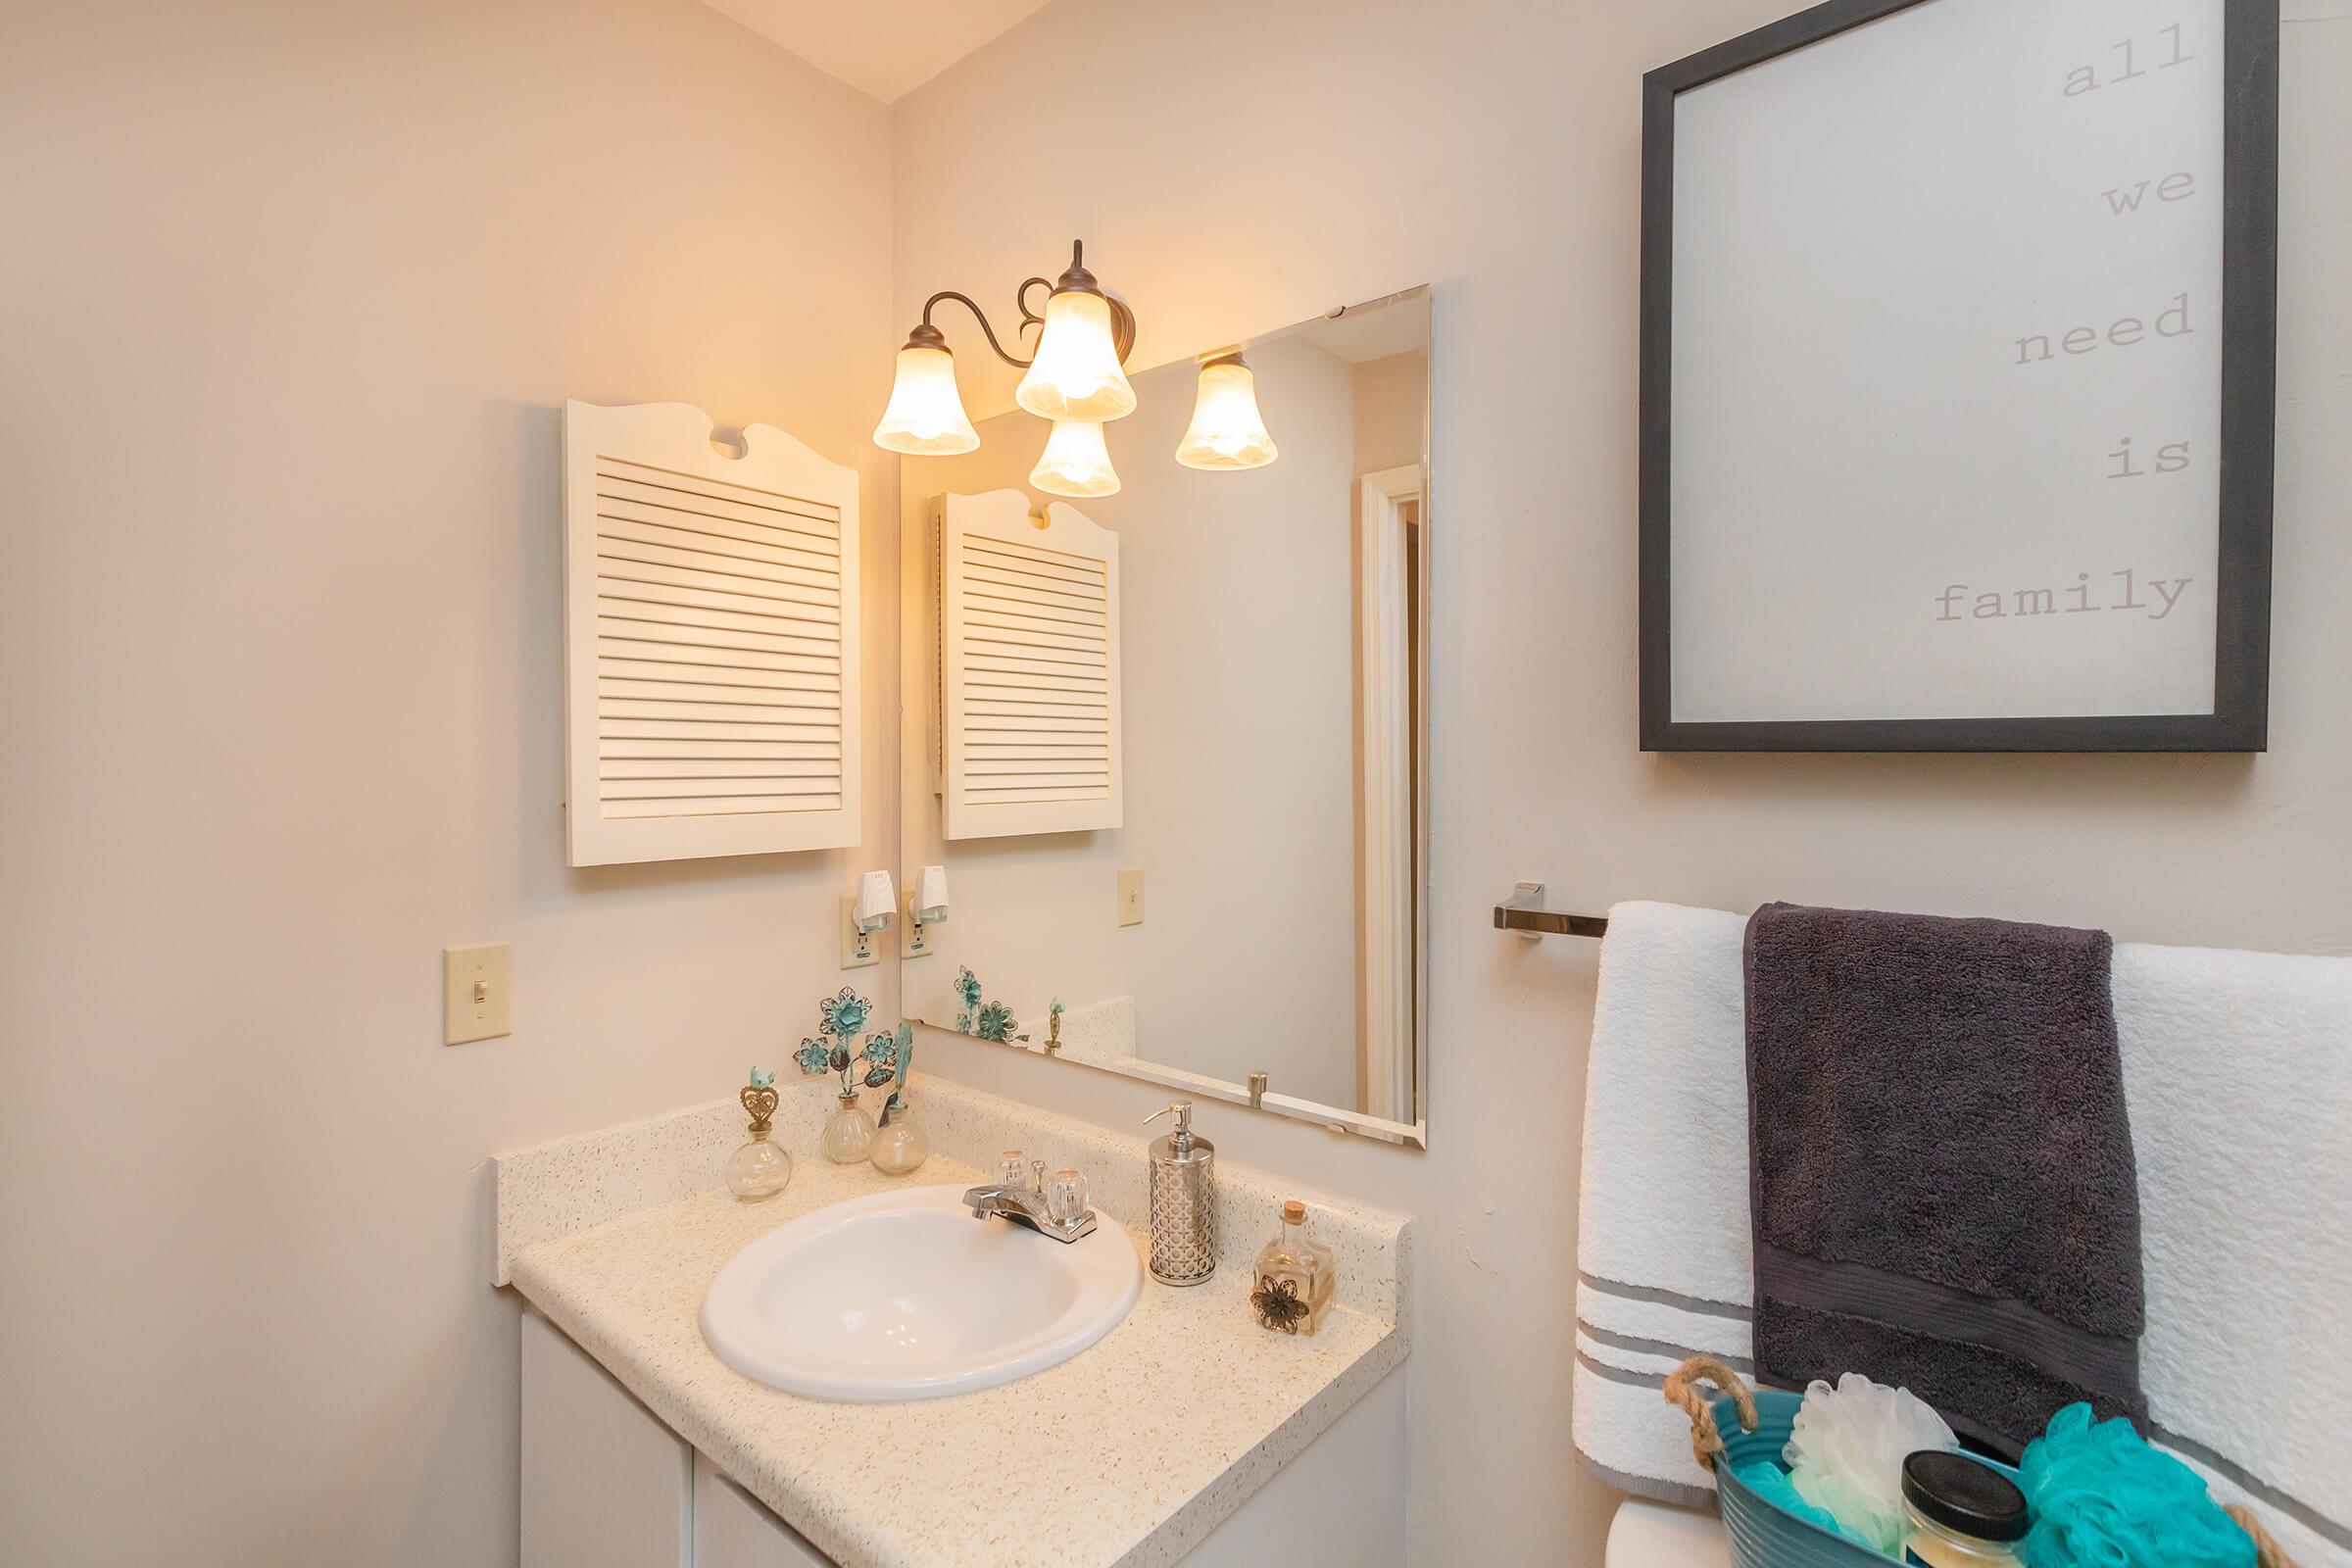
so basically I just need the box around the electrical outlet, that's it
[1117,868,1145,927]
[901,895,936,959]
[443,942,513,1046]
[841,895,882,969]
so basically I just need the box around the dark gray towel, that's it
[1742,903,2145,1458]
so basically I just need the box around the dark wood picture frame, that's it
[1638,0,2278,753]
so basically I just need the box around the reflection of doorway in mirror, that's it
[1357,465,1422,1122]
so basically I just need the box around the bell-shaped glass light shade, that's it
[1173,355,1279,470]
[1029,419,1121,499]
[872,342,979,455]
[1014,290,1137,423]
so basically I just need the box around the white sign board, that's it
[1641,0,2275,752]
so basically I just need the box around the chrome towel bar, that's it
[1494,882,1609,938]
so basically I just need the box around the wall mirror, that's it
[895,286,1432,1144]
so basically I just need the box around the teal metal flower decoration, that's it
[820,987,872,1039]
[954,967,983,1012]
[859,1028,901,1089]
[795,988,912,1099]
[974,1001,1028,1044]
[878,1027,917,1123]
[748,1065,774,1090]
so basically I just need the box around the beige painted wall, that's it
[1354,351,1430,480]
[891,0,2352,1561]
[0,3,895,1564]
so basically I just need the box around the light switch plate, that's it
[1117,868,1145,927]
[443,942,514,1046]
[841,895,882,969]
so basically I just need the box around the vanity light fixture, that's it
[873,240,1138,459]
[870,325,979,455]
[1172,350,1278,470]
[1014,265,1138,422]
[1030,418,1121,498]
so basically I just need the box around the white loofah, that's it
[1783,1373,1960,1554]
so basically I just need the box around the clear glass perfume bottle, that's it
[867,1090,929,1176]
[821,1091,874,1163]
[1251,1200,1335,1337]
[725,1071,792,1200]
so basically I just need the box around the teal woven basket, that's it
[1668,1359,2025,1568]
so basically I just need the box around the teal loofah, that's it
[1735,1461,1875,1549]
[2021,1404,2256,1568]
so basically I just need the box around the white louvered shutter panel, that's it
[562,402,860,866]
[940,490,1122,839]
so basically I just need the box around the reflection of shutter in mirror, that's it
[939,489,1122,840]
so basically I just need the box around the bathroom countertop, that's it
[499,1082,1411,1568]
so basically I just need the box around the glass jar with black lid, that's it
[1901,1449,2030,1567]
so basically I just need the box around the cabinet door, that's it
[1179,1366,1405,1566]
[694,1453,835,1567]
[561,400,861,867]
[519,1310,691,1568]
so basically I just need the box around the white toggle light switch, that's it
[1117,868,1145,927]
[444,943,513,1046]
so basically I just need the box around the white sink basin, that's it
[700,1184,1143,1401]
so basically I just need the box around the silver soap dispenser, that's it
[1142,1100,1217,1286]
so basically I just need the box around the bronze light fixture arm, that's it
[901,240,1138,369]
[914,284,1050,368]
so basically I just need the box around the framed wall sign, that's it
[1638,0,2278,752]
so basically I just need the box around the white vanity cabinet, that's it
[521,1310,829,1567]
[519,1307,1404,1568]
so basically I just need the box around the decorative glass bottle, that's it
[868,1089,929,1176]
[1250,1200,1336,1337]
[725,1068,792,1200]
[821,1092,874,1163]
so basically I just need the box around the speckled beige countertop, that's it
[495,1075,1412,1568]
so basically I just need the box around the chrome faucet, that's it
[963,1159,1097,1244]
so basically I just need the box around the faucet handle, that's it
[1047,1168,1089,1226]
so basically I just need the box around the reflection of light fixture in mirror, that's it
[1172,350,1278,470]
[871,324,979,455]
[1029,418,1120,498]
[873,240,1138,457]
